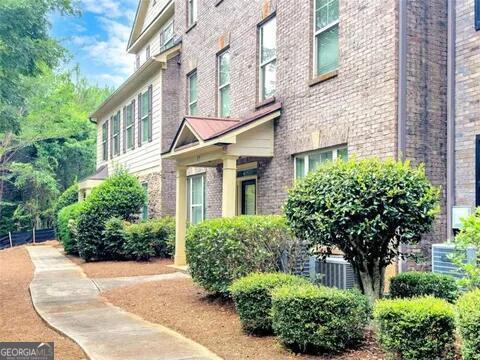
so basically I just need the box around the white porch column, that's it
[174,165,188,266]
[222,156,238,217]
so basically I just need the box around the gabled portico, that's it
[162,102,282,265]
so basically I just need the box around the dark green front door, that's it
[241,179,256,215]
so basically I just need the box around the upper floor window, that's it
[124,101,135,151]
[188,174,205,224]
[217,50,231,117]
[476,0,480,30]
[145,44,151,60]
[102,122,108,161]
[187,0,198,27]
[314,0,339,76]
[188,70,198,115]
[139,87,152,144]
[259,16,276,101]
[160,19,174,52]
[135,54,140,69]
[294,146,347,179]
[111,111,120,157]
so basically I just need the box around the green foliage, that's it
[123,217,175,261]
[457,289,480,360]
[102,217,127,260]
[374,297,456,360]
[186,215,300,295]
[229,272,310,334]
[389,271,458,303]
[54,183,78,217]
[271,283,371,354]
[284,158,439,301]
[57,202,83,255]
[453,208,480,289]
[76,170,146,261]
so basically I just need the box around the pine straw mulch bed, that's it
[103,277,385,360]
[0,244,86,360]
[51,241,177,278]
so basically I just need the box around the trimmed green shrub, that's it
[271,283,371,354]
[123,217,175,261]
[186,215,300,295]
[102,217,127,259]
[389,271,458,302]
[284,158,439,301]
[76,170,146,261]
[374,297,456,360]
[457,289,480,360]
[229,272,310,334]
[57,202,83,255]
[54,183,79,217]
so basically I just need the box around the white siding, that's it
[141,0,170,33]
[136,28,162,68]
[96,71,163,175]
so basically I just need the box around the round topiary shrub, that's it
[229,272,310,335]
[102,217,127,260]
[186,215,300,295]
[389,271,458,302]
[457,289,480,360]
[56,202,83,255]
[271,283,371,354]
[374,297,455,360]
[76,170,146,261]
[284,158,439,301]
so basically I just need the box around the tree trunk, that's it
[355,260,386,303]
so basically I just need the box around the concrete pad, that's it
[93,272,190,292]
[27,246,222,360]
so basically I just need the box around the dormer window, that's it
[160,19,174,52]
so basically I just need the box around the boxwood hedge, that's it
[374,296,455,360]
[271,283,371,354]
[186,215,299,295]
[56,202,83,255]
[389,271,458,302]
[229,272,309,334]
[457,289,480,360]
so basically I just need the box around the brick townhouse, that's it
[84,0,480,277]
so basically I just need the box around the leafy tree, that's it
[452,208,480,290]
[284,158,439,301]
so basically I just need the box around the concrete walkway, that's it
[92,272,190,292]
[27,246,221,360]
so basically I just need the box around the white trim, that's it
[294,146,347,179]
[259,16,277,101]
[187,70,198,115]
[313,0,339,77]
[188,173,205,224]
[217,50,230,117]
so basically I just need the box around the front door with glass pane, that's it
[241,179,256,215]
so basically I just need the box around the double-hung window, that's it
[112,112,120,156]
[145,44,151,60]
[188,70,198,115]
[102,122,108,161]
[259,16,276,100]
[160,19,174,52]
[294,146,347,179]
[314,0,339,76]
[187,0,197,27]
[188,174,205,224]
[217,50,231,117]
[125,102,134,150]
[140,90,150,143]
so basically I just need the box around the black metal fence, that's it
[0,229,55,250]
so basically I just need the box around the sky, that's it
[51,0,139,87]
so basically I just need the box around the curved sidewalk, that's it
[27,246,222,360]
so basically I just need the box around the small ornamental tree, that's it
[284,158,439,301]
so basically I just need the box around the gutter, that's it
[397,0,407,161]
[446,0,456,240]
